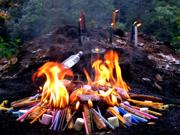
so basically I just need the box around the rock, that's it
[156,41,164,45]
[147,55,153,60]
[165,64,171,71]
[116,39,126,45]
[138,43,144,47]
[154,82,162,90]
[175,69,180,75]
[155,74,163,82]
[142,77,151,82]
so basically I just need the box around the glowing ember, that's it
[33,62,73,109]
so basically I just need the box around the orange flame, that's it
[33,62,73,109]
[85,50,129,91]
[88,99,93,108]
[75,101,80,110]
[76,50,130,106]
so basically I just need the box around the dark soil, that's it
[0,26,180,135]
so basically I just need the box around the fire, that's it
[70,50,130,106]
[83,50,130,106]
[88,99,93,108]
[33,51,129,108]
[85,50,129,91]
[75,101,80,110]
[33,62,73,109]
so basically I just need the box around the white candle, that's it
[74,118,84,131]
[140,107,149,113]
[134,26,138,47]
[19,109,28,115]
[108,116,119,128]
[123,113,132,123]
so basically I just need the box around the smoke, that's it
[8,0,114,40]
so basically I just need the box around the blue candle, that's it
[53,110,61,131]
[119,107,139,124]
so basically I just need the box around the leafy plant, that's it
[0,37,21,58]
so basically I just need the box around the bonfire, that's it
[7,50,168,134]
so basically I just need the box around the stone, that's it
[155,74,163,82]
[142,77,151,82]
[138,43,144,47]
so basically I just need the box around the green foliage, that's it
[1,0,180,54]
[0,37,21,58]
[9,0,114,39]
[172,36,180,53]
[146,5,179,41]
[115,0,180,51]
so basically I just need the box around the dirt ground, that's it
[0,26,179,135]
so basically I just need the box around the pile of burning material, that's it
[1,50,168,134]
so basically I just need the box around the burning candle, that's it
[78,18,82,46]
[134,25,138,47]
[115,9,120,24]
[91,48,106,59]
[112,11,116,30]
[108,116,119,128]
[131,21,142,47]
[74,118,84,131]
[80,10,86,33]
[90,48,106,77]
